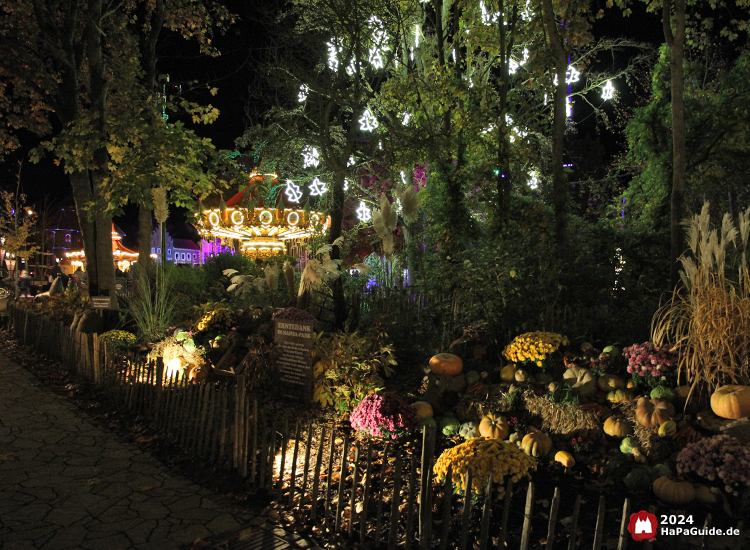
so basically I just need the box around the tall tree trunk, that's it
[541,0,568,255]
[329,170,347,329]
[664,0,686,288]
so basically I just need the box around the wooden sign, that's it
[274,318,315,402]
[90,296,111,309]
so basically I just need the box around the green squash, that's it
[175,329,189,342]
[651,464,672,480]
[439,416,461,436]
[465,371,481,385]
[650,386,676,402]
[623,466,652,492]
[620,437,638,455]
[459,421,480,440]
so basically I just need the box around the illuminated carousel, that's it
[199,173,331,260]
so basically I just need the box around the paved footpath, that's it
[0,354,253,550]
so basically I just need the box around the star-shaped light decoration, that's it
[298,85,308,102]
[347,156,356,167]
[400,171,408,185]
[327,40,340,72]
[359,109,378,132]
[346,59,357,76]
[402,112,411,125]
[528,173,539,190]
[344,179,350,191]
[602,80,615,100]
[357,201,372,222]
[309,177,327,196]
[566,66,580,84]
[302,146,320,168]
[285,180,303,203]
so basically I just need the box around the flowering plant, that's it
[570,436,593,453]
[589,353,615,376]
[502,331,569,369]
[434,438,536,499]
[349,392,418,439]
[99,330,138,350]
[676,435,750,495]
[622,342,677,388]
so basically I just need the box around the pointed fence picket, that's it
[6,304,748,550]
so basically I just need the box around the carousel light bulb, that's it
[285,180,303,203]
[309,177,327,196]
[357,201,372,222]
[359,109,378,131]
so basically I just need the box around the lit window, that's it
[151,248,155,254]
[65,234,71,243]
[193,253,197,261]
[167,249,171,257]
[181,253,185,260]
[157,248,161,254]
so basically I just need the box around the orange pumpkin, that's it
[522,429,553,457]
[652,477,695,505]
[598,374,626,392]
[429,353,464,376]
[188,363,210,383]
[710,385,750,419]
[603,416,632,438]
[499,364,517,383]
[555,450,575,468]
[478,413,510,439]
[636,397,675,428]
[607,389,633,403]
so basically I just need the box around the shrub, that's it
[677,435,750,495]
[349,392,418,438]
[99,330,137,350]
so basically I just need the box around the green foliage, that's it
[128,264,177,343]
[550,383,580,405]
[0,191,40,261]
[312,329,397,416]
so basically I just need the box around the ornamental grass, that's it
[433,438,536,499]
[652,203,750,399]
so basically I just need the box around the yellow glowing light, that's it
[287,212,299,226]
[231,210,245,225]
[209,212,220,226]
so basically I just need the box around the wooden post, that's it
[617,498,630,550]
[278,417,290,501]
[373,443,390,546]
[520,482,535,550]
[348,442,359,539]
[335,432,350,533]
[217,385,228,465]
[92,334,100,384]
[439,465,453,550]
[323,428,336,530]
[266,415,278,488]
[154,357,163,423]
[479,473,494,550]
[405,453,418,549]
[387,451,403,550]
[497,478,513,550]
[419,425,436,549]
[546,487,561,550]
[298,423,314,510]
[359,443,375,546]
[250,398,259,483]
[310,427,326,522]
[567,494,582,550]
[288,422,302,507]
[459,468,473,550]
[643,506,656,550]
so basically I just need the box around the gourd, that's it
[555,451,575,468]
[459,422,480,440]
[694,485,718,504]
[500,364,517,383]
[603,416,632,438]
[478,413,510,440]
[623,466,652,492]
[465,371,481,385]
[439,416,461,436]
[515,368,528,382]
[411,401,434,419]
[598,374,626,392]
[636,397,675,428]
[620,437,638,454]
[650,386,676,402]
[607,389,633,403]
[521,429,553,458]
[652,477,695,505]
[429,353,464,376]
[651,464,672,479]
[562,366,598,397]
[658,420,677,437]
[710,385,750,419]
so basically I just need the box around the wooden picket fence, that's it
[6,304,746,550]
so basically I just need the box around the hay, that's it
[617,401,673,462]
[523,391,603,439]
[454,386,521,422]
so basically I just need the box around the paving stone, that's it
[42,525,88,549]
[80,532,133,550]
[205,513,245,534]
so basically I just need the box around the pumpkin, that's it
[650,386,676,402]
[429,353,464,376]
[607,389,633,403]
[693,485,718,504]
[459,422,480,440]
[515,368,529,382]
[603,416,632,438]
[674,385,693,402]
[598,374,626,392]
[658,420,677,437]
[499,364,517,383]
[478,413,510,440]
[562,366,598,397]
[602,345,621,358]
[439,416,461,436]
[636,397,675,428]
[710,385,750,419]
[555,450,575,468]
[626,380,636,389]
[188,363,210,383]
[411,401,434,419]
[652,477,695,505]
[521,430,553,457]
[465,371,481,385]
[620,437,638,454]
